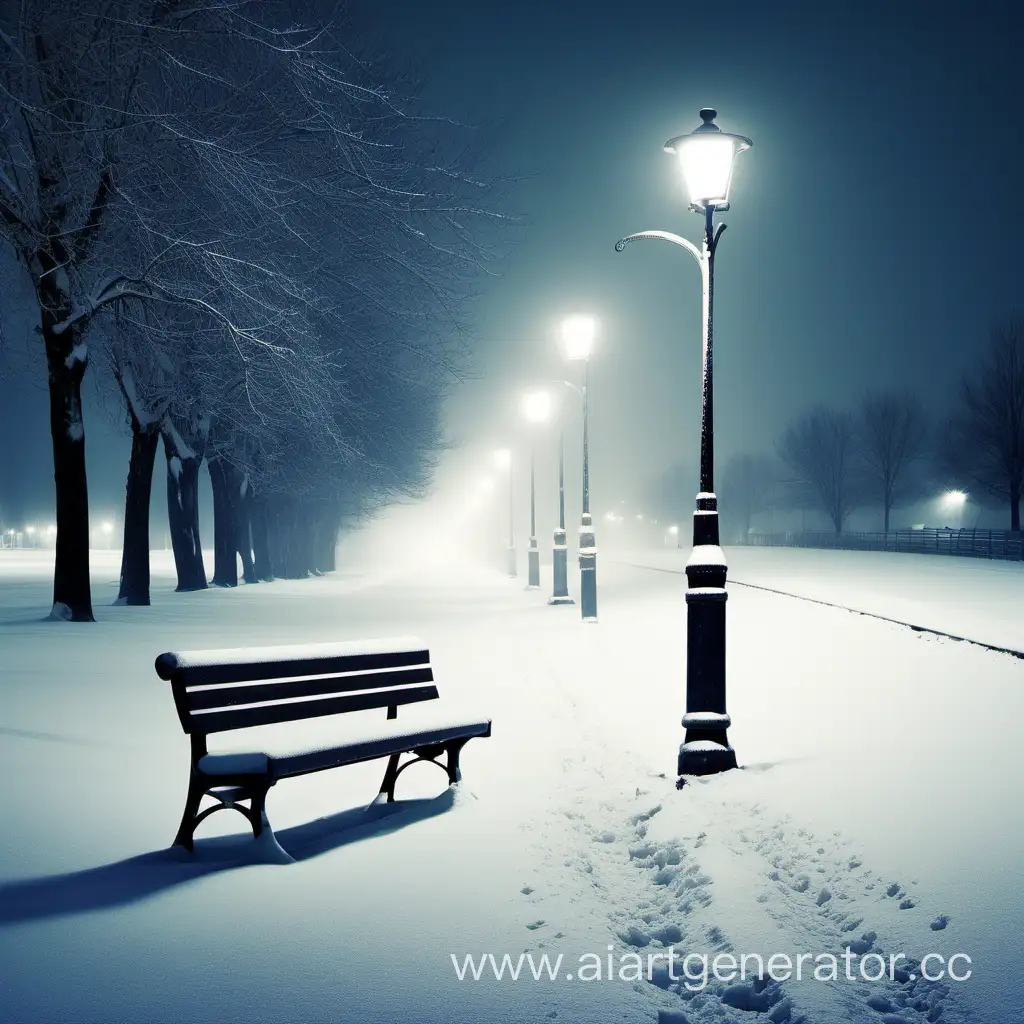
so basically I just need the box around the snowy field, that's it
[1,544,1022,1023]
[624,544,1024,653]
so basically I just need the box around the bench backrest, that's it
[155,637,436,735]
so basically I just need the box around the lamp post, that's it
[616,108,751,780]
[548,419,575,605]
[521,390,553,589]
[494,448,515,576]
[561,314,598,622]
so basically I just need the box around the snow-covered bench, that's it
[155,637,491,851]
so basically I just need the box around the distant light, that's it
[46,524,56,535]
[668,525,679,535]
[101,521,113,534]
[6,529,13,535]
[493,448,512,470]
[943,490,967,505]
[26,525,36,535]
[521,389,553,424]
[636,514,644,521]
[561,314,598,361]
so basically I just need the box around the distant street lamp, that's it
[494,449,515,576]
[25,525,36,549]
[941,489,968,530]
[561,314,598,622]
[521,390,553,589]
[617,107,752,781]
[547,400,575,606]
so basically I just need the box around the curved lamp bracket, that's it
[614,230,703,267]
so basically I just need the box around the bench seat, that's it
[198,712,492,779]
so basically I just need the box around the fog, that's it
[2,0,1022,552]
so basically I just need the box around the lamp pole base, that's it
[578,514,597,621]
[527,542,540,589]
[677,740,738,778]
[680,492,736,779]
[550,533,573,604]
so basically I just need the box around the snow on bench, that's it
[155,636,491,851]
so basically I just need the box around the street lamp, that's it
[561,314,598,622]
[940,489,968,530]
[616,107,752,781]
[544,390,575,607]
[494,448,515,576]
[521,390,553,589]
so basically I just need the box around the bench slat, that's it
[189,684,440,734]
[158,647,430,688]
[182,665,435,711]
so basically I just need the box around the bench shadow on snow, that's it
[0,790,455,926]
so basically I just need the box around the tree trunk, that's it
[1012,486,1021,532]
[43,315,94,621]
[832,506,843,536]
[209,458,239,587]
[237,477,258,583]
[271,500,313,579]
[251,497,274,582]
[163,432,207,591]
[883,499,891,535]
[315,516,337,573]
[273,502,297,578]
[117,418,159,605]
[297,505,314,577]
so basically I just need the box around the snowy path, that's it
[0,549,1020,1022]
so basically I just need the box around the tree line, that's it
[660,319,1024,537]
[0,1,505,620]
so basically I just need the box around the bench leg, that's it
[248,781,273,839]
[446,738,470,785]
[378,752,402,803]
[173,774,206,851]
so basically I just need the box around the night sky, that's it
[1,0,1022,530]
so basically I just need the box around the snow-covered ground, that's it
[1,545,1021,1023]
[624,544,1024,652]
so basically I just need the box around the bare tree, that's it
[1,1,505,618]
[941,320,1024,531]
[777,406,861,535]
[721,452,779,541]
[855,390,930,534]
